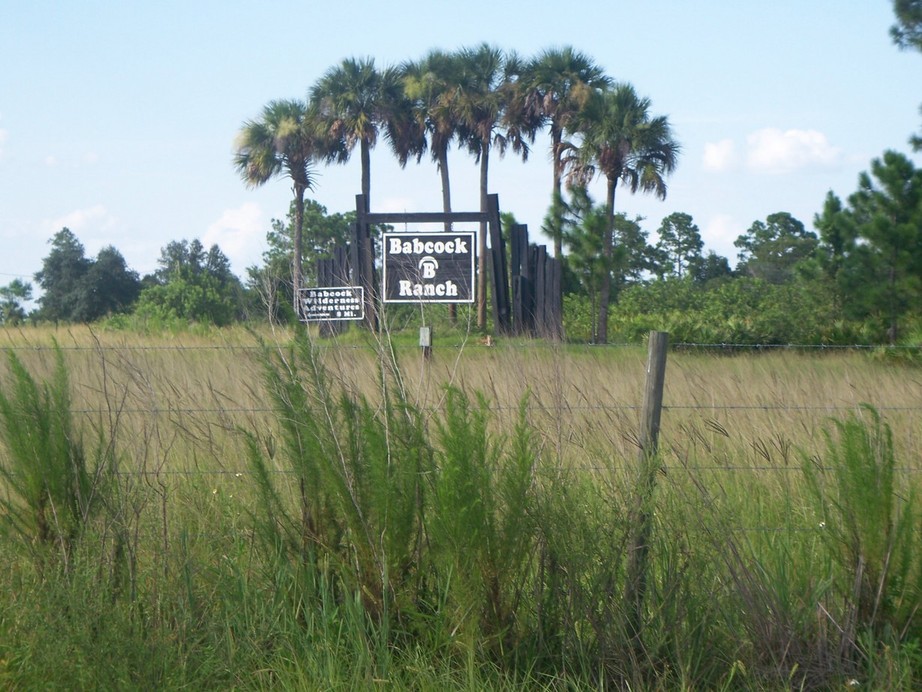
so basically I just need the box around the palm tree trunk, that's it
[596,176,616,344]
[438,147,452,223]
[478,142,489,330]
[292,184,305,317]
[360,139,371,204]
[551,127,564,259]
[438,146,457,323]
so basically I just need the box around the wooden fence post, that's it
[625,330,669,651]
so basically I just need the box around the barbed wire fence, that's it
[1,336,920,535]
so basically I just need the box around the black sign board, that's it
[382,231,476,303]
[299,286,365,321]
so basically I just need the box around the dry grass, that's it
[1,325,919,484]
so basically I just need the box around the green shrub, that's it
[805,405,921,642]
[0,346,104,566]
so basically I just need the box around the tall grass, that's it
[805,406,921,646]
[244,332,555,667]
[1,326,921,688]
[0,345,114,570]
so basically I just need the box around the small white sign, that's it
[299,286,365,321]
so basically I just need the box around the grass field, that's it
[0,324,920,689]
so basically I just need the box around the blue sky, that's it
[1,1,920,289]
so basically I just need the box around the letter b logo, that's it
[419,256,438,279]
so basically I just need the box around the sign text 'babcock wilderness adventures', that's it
[382,231,476,303]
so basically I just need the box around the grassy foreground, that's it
[0,324,921,689]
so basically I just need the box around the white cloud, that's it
[703,214,743,260]
[702,138,737,171]
[746,128,840,173]
[46,204,117,234]
[41,151,97,168]
[203,202,266,273]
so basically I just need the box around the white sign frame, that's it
[381,230,477,304]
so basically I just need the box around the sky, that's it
[1,1,920,294]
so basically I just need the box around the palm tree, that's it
[524,47,611,257]
[453,45,536,329]
[234,99,330,314]
[309,57,403,206]
[572,83,679,343]
[401,50,465,226]
[400,50,467,322]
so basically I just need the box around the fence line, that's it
[2,337,919,538]
[69,404,922,415]
[2,341,921,352]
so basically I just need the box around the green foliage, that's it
[804,406,920,636]
[0,347,104,565]
[135,275,238,326]
[429,389,539,645]
[136,239,244,326]
[33,228,140,323]
[74,246,141,321]
[693,251,733,284]
[585,275,867,345]
[0,552,181,689]
[561,187,608,339]
[559,186,662,342]
[812,193,857,286]
[246,331,426,620]
[33,228,91,321]
[891,0,922,51]
[734,212,818,284]
[847,151,922,342]
[245,331,571,666]
[246,200,356,323]
[2,337,922,687]
[570,83,679,344]
[0,279,32,325]
[541,189,569,261]
[655,211,704,279]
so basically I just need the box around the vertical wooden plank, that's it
[512,275,523,335]
[510,224,525,282]
[510,224,528,336]
[520,229,533,282]
[488,194,510,335]
[521,234,535,336]
[546,256,562,341]
[534,245,547,338]
[355,194,378,331]
[349,222,361,289]
[625,331,669,650]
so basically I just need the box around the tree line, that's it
[3,13,920,345]
[0,229,247,327]
[6,141,920,347]
[555,148,922,346]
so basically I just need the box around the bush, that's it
[0,346,108,567]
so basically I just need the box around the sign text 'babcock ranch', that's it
[382,231,476,303]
